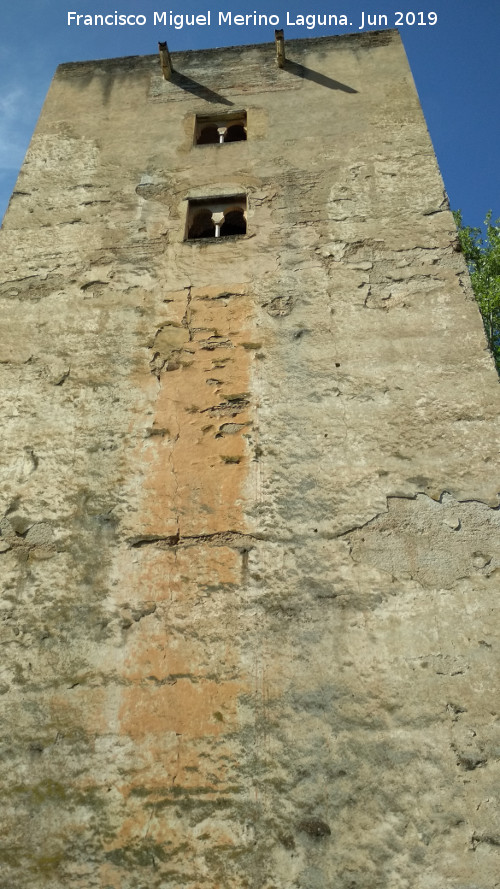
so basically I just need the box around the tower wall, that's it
[1,31,500,889]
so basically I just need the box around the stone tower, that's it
[1,30,500,889]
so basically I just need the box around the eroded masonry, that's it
[1,30,500,889]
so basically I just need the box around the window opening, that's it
[197,125,220,145]
[195,112,247,146]
[186,196,247,240]
[225,124,247,143]
[188,208,215,239]
[220,209,246,236]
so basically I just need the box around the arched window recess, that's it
[186,196,247,241]
[195,112,247,146]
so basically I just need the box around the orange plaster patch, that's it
[119,677,242,739]
[133,284,254,538]
[110,544,241,606]
[110,284,256,859]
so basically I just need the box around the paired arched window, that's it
[186,197,247,240]
[195,113,247,146]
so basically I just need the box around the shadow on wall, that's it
[284,59,358,93]
[171,71,234,105]
[169,62,357,101]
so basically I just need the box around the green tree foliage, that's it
[454,210,500,372]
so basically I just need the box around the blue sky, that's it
[0,0,498,228]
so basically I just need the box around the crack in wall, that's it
[128,530,258,550]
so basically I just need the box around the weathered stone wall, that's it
[1,31,499,889]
